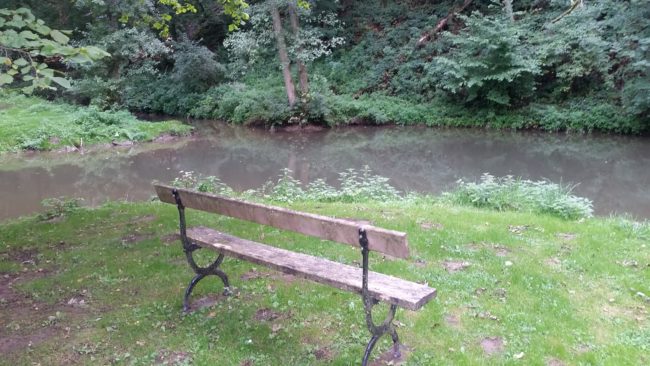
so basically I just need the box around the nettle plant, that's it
[0,8,109,93]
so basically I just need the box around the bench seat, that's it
[187,226,437,311]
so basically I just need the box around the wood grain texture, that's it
[155,184,409,258]
[187,227,436,311]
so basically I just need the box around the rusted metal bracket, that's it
[359,228,401,366]
[173,189,231,312]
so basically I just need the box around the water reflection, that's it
[1,123,649,220]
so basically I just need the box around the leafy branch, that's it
[0,7,109,93]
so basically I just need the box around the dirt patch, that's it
[0,271,88,355]
[313,346,334,361]
[444,314,461,329]
[546,358,567,366]
[546,257,562,268]
[154,134,181,143]
[419,221,443,230]
[0,327,59,354]
[442,261,471,273]
[121,232,155,245]
[240,268,297,284]
[185,294,225,312]
[154,349,192,365]
[7,248,39,266]
[253,308,290,322]
[492,245,510,257]
[493,288,507,301]
[466,242,510,257]
[134,214,157,223]
[508,225,529,235]
[480,336,504,355]
[368,344,410,366]
[556,233,577,241]
[240,268,264,281]
[161,233,180,244]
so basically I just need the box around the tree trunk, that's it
[288,3,309,99]
[270,5,297,107]
[504,0,514,22]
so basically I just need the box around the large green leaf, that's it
[13,57,28,67]
[0,73,14,85]
[50,76,71,89]
[49,29,69,44]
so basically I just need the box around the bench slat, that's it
[155,184,410,259]
[187,227,436,311]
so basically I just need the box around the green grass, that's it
[0,198,647,365]
[0,93,192,153]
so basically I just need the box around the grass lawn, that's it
[0,198,647,365]
[0,94,192,153]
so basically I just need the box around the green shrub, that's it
[72,108,147,142]
[171,167,402,204]
[37,197,83,221]
[190,83,291,124]
[444,173,593,220]
[430,12,539,107]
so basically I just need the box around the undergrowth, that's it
[172,169,594,220]
[444,173,594,220]
[0,93,192,153]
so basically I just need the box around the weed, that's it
[444,173,593,219]
[37,197,83,221]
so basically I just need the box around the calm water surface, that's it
[1,123,649,221]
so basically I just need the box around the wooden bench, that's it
[154,184,437,365]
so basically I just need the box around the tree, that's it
[224,0,343,107]
[0,8,109,93]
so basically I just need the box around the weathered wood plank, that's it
[187,227,436,311]
[155,184,410,258]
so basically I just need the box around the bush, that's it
[429,12,540,107]
[72,108,147,142]
[190,83,291,124]
[38,197,83,221]
[444,173,593,220]
[171,167,402,204]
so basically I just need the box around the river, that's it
[1,123,649,221]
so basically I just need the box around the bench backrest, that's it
[154,184,410,259]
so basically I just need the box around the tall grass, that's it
[444,173,593,220]
[172,170,594,220]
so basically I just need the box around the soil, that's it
[154,349,192,365]
[419,221,444,230]
[253,308,290,322]
[120,232,155,245]
[442,260,471,273]
[480,336,504,355]
[546,358,567,366]
[240,268,298,284]
[0,271,88,355]
[313,346,334,361]
[368,344,410,366]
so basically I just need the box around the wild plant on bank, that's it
[444,173,593,220]
[171,167,402,204]
[171,170,594,219]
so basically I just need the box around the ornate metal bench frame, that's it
[173,188,401,365]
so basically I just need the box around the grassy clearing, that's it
[0,197,647,365]
[0,93,192,153]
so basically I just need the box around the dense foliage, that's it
[1,0,648,133]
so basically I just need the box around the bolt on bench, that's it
[154,184,437,365]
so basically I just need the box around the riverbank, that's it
[1,195,647,365]
[0,94,192,154]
